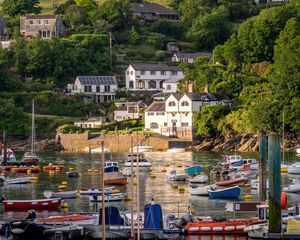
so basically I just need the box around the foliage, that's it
[150,19,184,39]
[2,0,41,17]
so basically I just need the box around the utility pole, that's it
[109,31,113,69]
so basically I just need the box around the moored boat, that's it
[43,164,64,171]
[282,183,300,193]
[185,165,202,177]
[104,172,127,185]
[0,176,33,184]
[167,147,185,153]
[216,177,248,187]
[35,214,98,224]
[124,154,152,168]
[189,173,208,183]
[104,161,119,173]
[189,184,215,196]
[79,187,114,195]
[1,197,61,210]
[288,162,300,174]
[44,190,78,199]
[89,192,126,202]
[167,170,187,181]
[66,171,79,178]
[11,166,40,173]
[208,186,241,199]
[129,144,153,153]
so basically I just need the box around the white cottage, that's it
[144,91,232,140]
[172,52,213,63]
[67,76,117,102]
[114,101,147,121]
[125,63,184,91]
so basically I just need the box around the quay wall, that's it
[56,132,191,152]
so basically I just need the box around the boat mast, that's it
[130,136,134,239]
[282,111,285,163]
[31,100,35,154]
[101,140,105,239]
[137,143,140,240]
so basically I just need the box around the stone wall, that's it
[56,132,187,152]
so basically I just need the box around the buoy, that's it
[112,189,120,193]
[49,170,55,174]
[88,169,93,172]
[281,191,287,209]
[11,168,16,172]
[244,195,253,200]
[179,186,185,192]
[79,173,82,177]
[161,169,167,172]
[58,185,67,189]
[177,165,182,168]
[55,167,61,171]
[68,167,74,171]
[165,164,170,167]
[29,179,38,184]
[172,183,178,189]
[244,183,251,187]
[147,168,152,172]
[134,181,137,186]
[76,193,80,198]
[190,208,196,214]
[27,170,31,174]
[93,169,99,173]
[61,202,68,208]
[0,173,4,176]
[32,177,38,180]
[124,196,131,201]
[61,181,68,185]
[150,174,156,179]
[204,165,209,168]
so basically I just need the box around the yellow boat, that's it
[287,218,300,234]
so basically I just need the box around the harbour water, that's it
[0,150,299,239]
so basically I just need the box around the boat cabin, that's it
[224,155,242,164]
[243,158,258,165]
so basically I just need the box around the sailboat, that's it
[22,100,40,165]
[281,112,288,173]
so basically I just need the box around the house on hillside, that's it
[144,86,232,140]
[0,16,6,38]
[74,117,105,129]
[114,101,147,121]
[20,15,65,40]
[130,3,180,22]
[125,63,184,91]
[172,52,213,63]
[67,76,118,102]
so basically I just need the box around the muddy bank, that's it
[186,133,300,152]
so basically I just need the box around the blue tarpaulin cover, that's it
[144,203,163,229]
[99,206,125,225]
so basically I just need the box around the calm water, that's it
[0,150,299,226]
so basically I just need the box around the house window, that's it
[150,71,156,75]
[150,122,159,129]
[168,101,176,107]
[164,122,167,127]
[171,71,177,76]
[41,30,51,39]
[181,101,189,106]
[166,84,171,90]
[104,85,110,92]
[161,71,165,75]
[96,86,100,92]
[160,80,164,89]
[156,112,165,116]
[130,71,133,75]
[140,70,145,75]
[148,80,156,89]
[84,85,92,92]
[44,20,50,25]
[127,71,129,75]
[147,112,154,116]
[203,102,210,106]
[29,20,35,25]
[137,80,145,89]
[181,122,189,127]
[129,81,134,89]
[36,20,42,25]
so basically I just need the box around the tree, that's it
[187,7,230,49]
[2,0,41,17]
[129,26,139,45]
[75,0,97,12]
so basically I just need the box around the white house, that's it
[144,91,232,140]
[67,76,117,102]
[114,101,147,121]
[74,117,105,128]
[125,63,184,91]
[172,52,213,63]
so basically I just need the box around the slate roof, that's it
[174,52,213,59]
[184,93,231,101]
[131,63,180,71]
[145,101,165,112]
[22,15,59,19]
[77,76,117,85]
[130,3,179,15]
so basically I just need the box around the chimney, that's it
[204,84,209,93]
[188,83,194,93]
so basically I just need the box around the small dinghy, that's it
[167,170,187,181]
[216,177,248,187]
[0,176,33,184]
[189,173,209,183]
[66,171,79,178]
[43,164,64,171]
[167,147,185,153]
[12,166,40,173]
[282,180,300,193]
[185,165,202,177]
[288,162,300,174]
[79,187,114,195]
[208,186,241,199]
[44,190,78,199]
[89,192,126,202]
[35,214,97,224]
[189,184,215,196]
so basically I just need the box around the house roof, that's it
[174,52,213,59]
[77,76,117,85]
[130,63,180,71]
[145,101,165,112]
[130,3,179,15]
[21,15,59,20]
[184,92,231,101]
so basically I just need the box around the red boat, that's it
[12,166,40,173]
[216,177,248,187]
[185,217,258,235]
[35,214,96,223]
[0,165,17,171]
[43,165,64,171]
[2,198,61,210]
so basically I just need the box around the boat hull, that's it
[43,165,64,171]
[12,167,40,173]
[104,172,127,185]
[185,165,202,177]
[189,185,212,196]
[282,184,300,193]
[208,186,241,198]
[288,167,300,174]
[189,174,208,183]
[216,178,248,187]
[2,198,61,210]
[89,193,125,202]
[44,190,78,199]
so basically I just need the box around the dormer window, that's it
[168,101,176,107]
[150,71,156,75]
[181,101,189,106]
[171,71,177,76]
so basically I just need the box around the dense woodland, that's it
[0,0,299,138]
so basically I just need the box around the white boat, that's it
[250,179,269,190]
[79,187,114,196]
[189,184,215,196]
[189,173,209,183]
[120,167,133,176]
[167,148,185,153]
[0,148,17,163]
[89,192,126,202]
[283,180,300,193]
[296,148,300,154]
[89,147,110,153]
[288,162,300,174]
[243,158,259,170]
[124,154,151,168]
[129,144,153,153]
[167,170,187,181]
[44,190,78,199]
[223,155,243,164]
[0,176,33,184]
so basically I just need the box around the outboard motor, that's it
[25,210,37,220]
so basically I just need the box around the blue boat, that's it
[184,165,202,177]
[208,186,240,199]
[104,161,119,173]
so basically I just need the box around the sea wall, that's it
[56,132,191,152]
